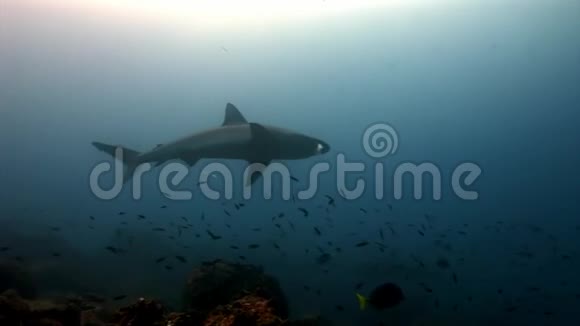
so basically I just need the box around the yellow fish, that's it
[355,293,368,310]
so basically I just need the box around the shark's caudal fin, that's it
[222,103,248,126]
[91,142,140,183]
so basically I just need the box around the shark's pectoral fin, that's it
[180,154,200,166]
[244,159,271,187]
[248,122,279,154]
[222,103,248,126]
[244,123,279,187]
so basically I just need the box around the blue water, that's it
[1,1,580,325]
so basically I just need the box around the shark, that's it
[92,103,330,186]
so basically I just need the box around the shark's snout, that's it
[316,140,330,154]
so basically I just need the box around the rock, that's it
[203,295,284,326]
[182,260,288,319]
[165,312,203,326]
[0,261,37,299]
[287,316,333,326]
[109,298,166,326]
[0,289,82,326]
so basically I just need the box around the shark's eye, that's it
[316,143,329,153]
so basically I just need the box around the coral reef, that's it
[109,298,166,326]
[203,295,284,326]
[0,260,329,326]
[183,259,288,319]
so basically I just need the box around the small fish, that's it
[314,227,322,236]
[137,214,146,220]
[82,293,106,303]
[207,230,222,240]
[356,283,404,310]
[248,244,260,249]
[436,257,450,269]
[112,295,127,301]
[230,245,239,250]
[165,265,173,271]
[152,227,166,232]
[298,208,309,217]
[175,256,187,263]
[356,241,369,247]
[105,246,123,254]
[0,247,11,252]
[160,205,167,209]
[118,212,126,216]
[316,253,332,264]
[411,255,425,268]
[325,195,335,206]
[419,282,433,293]
[505,305,518,313]
[417,230,425,237]
[335,305,345,312]
[360,208,367,214]
[52,253,61,257]
[89,216,95,220]
[291,176,299,182]
[155,257,167,263]
[238,255,246,260]
[224,210,231,217]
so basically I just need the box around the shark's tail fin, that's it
[92,141,140,183]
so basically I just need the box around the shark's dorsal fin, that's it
[222,103,247,126]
